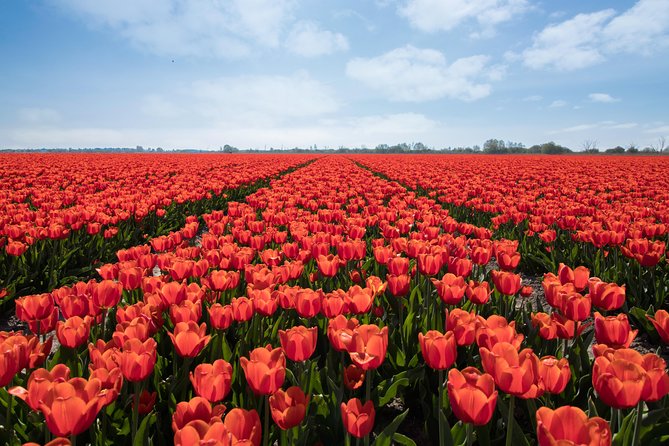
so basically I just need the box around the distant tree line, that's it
[1,137,666,154]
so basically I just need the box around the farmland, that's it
[1,153,668,445]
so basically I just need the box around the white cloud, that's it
[588,93,620,103]
[285,21,348,57]
[644,125,669,134]
[54,0,295,57]
[549,100,567,108]
[190,72,339,124]
[522,0,669,71]
[399,0,528,34]
[18,108,61,123]
[523,95,542,102]
[346,45,496,102]
[140,95,183,118]
[522,10,615,71]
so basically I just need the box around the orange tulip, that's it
[174,420,229,446]
[269,386,309,430]
[341,398,375,438]
[447,367,497,426]
[594,312,637,348]
[224,408,261,446]
[119,338,157,382]
[190,359,233,403]
[56,316,91,349]
[417,253,442,276]
[641,353,669,402]
[386,274,411,297]
[480,342,544,399]
[172,396,225,432]
[168,321,211,358]
[327,315,360,352]
[536,406,611,446]
[538,356,571,394]
[557,263,590,292]
[589,279,625,311]
[431,273,466,305]
[317,254,341,277]
[92,280,123,309]
[208,304,234,330]
[592,348,646,408]
[490,270,521,296]
[294,288,322,318]
[465,280,491,305]
[240,345,286,395]
[475,315,524,350]
[418,330,457,370]
[346,324,388,370]
[9,364,71,411]
[38,378,105,437]
[279,326,318,362]
[445,308,478,346]
[646,309,669,344]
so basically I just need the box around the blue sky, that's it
[1,0,668,150]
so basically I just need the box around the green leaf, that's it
[378,377,409,406]
[613,409,636,446]
[373,409,410,446]
[133,412,156,446]
[496,398,531,446]
[391,433,417,446]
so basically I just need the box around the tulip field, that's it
[1,154,669,446]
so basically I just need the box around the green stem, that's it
[5,390,13,442]
[132,381,141,441]
[632,401,643,446]
[466,423,473,446]
[505,396,515,446]
[438,369,445,446]
[365,371,372,446]
[345,433,351,446]
[611,407,618,434]
[264,395,270,446]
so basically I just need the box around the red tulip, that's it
[465,280,491,305]
[190,359,233,403]
[490,270,522,295]
[418,330,457,370]
[279,326,318,362]
[538,356,571,394]
[269,386,309,430]
[592,348,646,408]
[56,316,92,349]
[445,308,477,346]
[557,263,589,292]
[38,378,105,437]
[646,309,669,344]
[344,364,366,390]
[431,274,466,305]
[172,396,226,432]
[225,408,261,446]
[594,312,637,348]
[341,398,375,438]
[208,304,234,330]
[480,342,544,399]
[346,324,388,370]
[589,279,625,311]
[119,338,157,382]
[386,274,411,297]
[447,367,497,426]
[8,364,71,410]
[93,280,123,309]
[240,345,286,395]
[327,315,360,352]
[536,406,611,446]
[475,315,524,350]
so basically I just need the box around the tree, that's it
[651,136,666,153]
[582,139,599,153]
[483,139,506,153]
[605,146,625,154]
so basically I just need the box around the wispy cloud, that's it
[521,0,669,71]
[346,45,498,102]
[589,93,620,103]
[549,100,567,108]
[285,21,349,57]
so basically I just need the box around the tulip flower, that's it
[490,270,522,295]
[240,345,286,395]
[9,364,71,411]
[168,321,211,358]
[174,420,229,446]
[557,263,590,292]
[171,396,226,433]
[344,364,366,390]
[279,326,318,362]
[224,408,261,446]
[445,308,478,346]
[294,288,322,318]
[647,310,669,344]
[119,338,157,383]
[38,378,105,437]
[386,274,411,297]
[341,398,375,439]
[190,359,233,403]
[269,386,309,430]
[538,356,571,394]
[592,348,646,409]
[594,312,637,349]
[480,342,543,399]
[346,325,388,370]
[418,330,457,370]
[417,253,442,276]
[447,367,497,426]
[475,315,524,350]
[56,316,92,349]
[431,273,466,305]
[641,353,669,402]
[327,315,360,352]
[93,280,123,309]
[536,406,611,446]
[465,280,491,305]
[589,279,625,311]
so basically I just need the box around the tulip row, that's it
[1,155,668,446]
[353,155,669,317]
[0,154,315,301]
